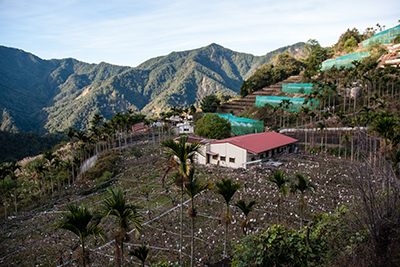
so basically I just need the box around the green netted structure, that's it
[255,96,317,112]
[321,52,370,70]
[282,83,313,94]
[216,113,264,135]
[363,25,400,47]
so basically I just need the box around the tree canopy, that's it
[194,113,231,139]
[240,52,304,97]
[200,95,221,113]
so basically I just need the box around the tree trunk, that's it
[4,194,7,220]
[305,130,307,153]
[71,145,75,183]
[180,186,183,267]
[351,137,354,162]
[224,222,228,257]
[277,198,281,225]
[57,174,60,197]
[14,186,17,215]
[191,216,194,267]
[81,239,86,267]
[51,174,54,195]
[115,239,121,267]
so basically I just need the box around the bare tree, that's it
[351,130,400,267]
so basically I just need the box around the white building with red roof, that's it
[205,132,298,169]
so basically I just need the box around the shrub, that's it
[232,224,326,267]
[84,150,120,180]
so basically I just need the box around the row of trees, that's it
[0,110,148,221]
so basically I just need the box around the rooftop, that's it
[211,132,298,154]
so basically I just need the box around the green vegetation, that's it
[240,51,305,97]
[200,94,221,113]
[232,224,325,267]
[194,113,232,139]
[0,130,67,162]
[0,43,306,133]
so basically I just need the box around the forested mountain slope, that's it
[0,42,306,133]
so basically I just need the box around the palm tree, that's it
[43,149,55,194]
[214,178,241,257]
[290,173,317,230]
[161,135,201,266]
[0,163,10,219]
[268,169,290,224]
[128,244,150,267]
[102,187,143,267]
[342,132,350,159]
[234,199,258,235]
[317,122,326,151]
[372,112,398,159]
[52,156,62,195]
[90,113,104,154]
[75,130,89,175]
[33,161,47,198]
[183,168,213,267]
[56,204,103,267]
[8,160,21,214]
[66,127,77,182]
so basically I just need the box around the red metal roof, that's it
[210,132,297,154]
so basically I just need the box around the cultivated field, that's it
[1,141,360,267]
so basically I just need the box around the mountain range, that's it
[0,42,306,133]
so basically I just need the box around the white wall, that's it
[195,145,207,165]
[208,143,247,168]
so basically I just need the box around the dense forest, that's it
[0,131,66,162]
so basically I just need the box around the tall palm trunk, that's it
[191,216,194,267]
[71,146,75,183]
[180,184,183,266]
[81,237,87,267]
[115,239,121,267]
[4,193,7,220]
[14,186,17,214]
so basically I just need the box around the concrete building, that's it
[206,132,297,169]
[183,132,297,169]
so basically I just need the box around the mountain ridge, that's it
[0,42,307,133]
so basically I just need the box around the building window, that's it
[212,155,218,160]
[220,156,226,161]
[229,157,235,163]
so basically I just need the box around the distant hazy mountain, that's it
[0,42,306,133]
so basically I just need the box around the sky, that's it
[1,0,399,67]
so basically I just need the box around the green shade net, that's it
[321,52,370,70]
[255,96,317,112]
[363,25,400,47]
[215,113,264,135]
[282,83,313,94]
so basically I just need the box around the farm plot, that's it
[0,142,360,267]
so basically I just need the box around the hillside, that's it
[0,43,306,133]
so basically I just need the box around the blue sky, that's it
[1,0,399,67]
